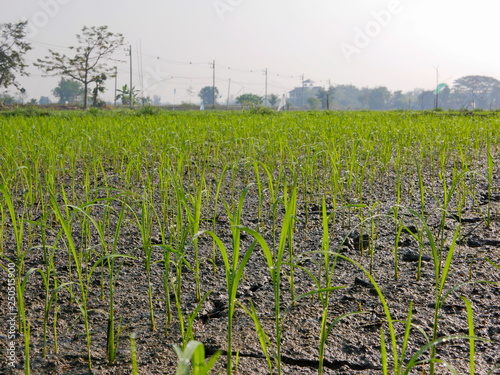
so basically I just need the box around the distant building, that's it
[288,79,322,108]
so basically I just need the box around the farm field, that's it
[0,109,499,374]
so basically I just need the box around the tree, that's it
[52,78,83,104]
[152,95,162,106]
[368,87,391,110]
[268,94,279,107]
[199,86,219,106]
[0,21,32,90]
[452,75,500,109]
[307,96,321,109]
[116,84,138,106]
[91,73,107,107]
[39,96,50,105]
[35,25,124,109]
[334,85,362,109]
[236,93,262,107]
[0,93,15,105]
[316,86,335,109]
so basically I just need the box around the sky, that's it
[2,0,500,104]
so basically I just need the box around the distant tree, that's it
[316,86,335,109]
[417,90,435,110]
[152,95,162,106]
[307,96,321,109]
[141,96,152,106]
[52,78,83,104]
[368,87,391,110]
[358,88,371,108]
[0,94,15,105]
[0,21,32,90]
[35,25,124,109]
[199,86,219,106]
[91,73,107,107]
[236,93,262,107]
[452,75,500,109]
[334,85,362,109]
[268,94,279,107]
[453,75,500,95]
[390,90,406,110]
[39,96,50,105]
[115,84,138,106]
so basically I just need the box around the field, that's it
[0,109,499,374]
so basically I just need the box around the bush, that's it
[136,105,160,116]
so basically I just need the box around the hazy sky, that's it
[2,0,500,104]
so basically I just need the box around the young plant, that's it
[130,333,139,375]
[174,340,221,375]
[403,207,463,374]
[237,186,297,374]
[198,184,256,374]
[176,291,211,350]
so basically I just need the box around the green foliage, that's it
[0,21,32,89]
[248,105,276,115]
[116,84,138,106]
[35,25,124,109]
[198,86,219,106]
[235,93,262,106]
[136,104,160,116]
[267,93,279,106]
[174,341,221,375]
[0,111,498,374]
[0,106,52,117]
[52,78,83,104]
[307,95,321,109]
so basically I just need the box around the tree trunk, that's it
[83,81,88,109]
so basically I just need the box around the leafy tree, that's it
[152,95,162,106]
[334,85,362,109]
[307,96,321,109]
[236,93,262,107]
[141,96,152,106]
[199,86,219,106]
[91,73,107,107]
[368,87,391,110]
[316,86,335,109]
[453,75,500,95]
[0,94,15,105]
[35,25,124,109]
[0,21,32,90]
[452,75,500,109]
[268,94,279,107]
[417,90,435,110]
[116,84,138,106]
[39,96,50,105]
[52,78,83,104]
[390,90,407,110]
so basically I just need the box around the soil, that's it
[1,160,500,375]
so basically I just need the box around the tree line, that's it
[2,21,500,111]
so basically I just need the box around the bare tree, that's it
[35,25,124,109]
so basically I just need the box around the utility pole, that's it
[327,79,331,110]
[264,68,268,107]
[129,45,133,109]
[226,78,231,110]
[434,65,439,110]
[212,60,216,109]
[114,66,117,107]
[301,74,305,109]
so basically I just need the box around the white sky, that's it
[2,0,500,104]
